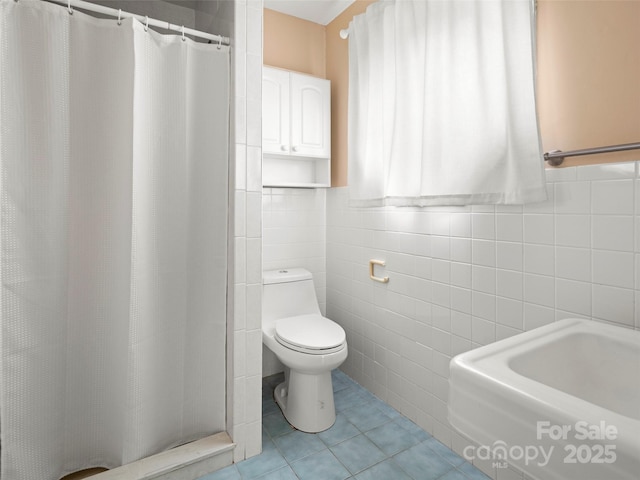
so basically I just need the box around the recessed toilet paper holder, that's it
[369,259,389,283]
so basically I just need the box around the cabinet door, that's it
[290,73,330,158]
[262,67,290,155]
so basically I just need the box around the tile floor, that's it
[199,370,490,480]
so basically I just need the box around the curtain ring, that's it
[144,16,149,32]
[117,9,122,26]
[181,25,186,42]
[217,36,222,50]
[67,0,73,15]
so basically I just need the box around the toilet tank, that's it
[262,268,321,322]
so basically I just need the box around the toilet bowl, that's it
[262,268,348,433]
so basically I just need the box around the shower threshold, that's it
[91,432,234,480]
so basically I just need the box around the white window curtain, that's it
[348,0,547,206]
[0,1,229,479]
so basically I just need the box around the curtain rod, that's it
[41,0,230,45]
[544,142,640,166]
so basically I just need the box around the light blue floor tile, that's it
[262,395,280,416]
[290,449,351,480]
[197,464,241,480]
[393,441,456,480]
[330,434,387,474]
[331,370,353,393]
[263,411,294,438]
[333,387,367,411]
[273,429,326,463]
[364,420,423,455]
[438,468,471,480]
[354,459,412,480]
[393,416,432,442]
[236,448,288,479]
[217,371,481,480]
[341,400,392,432]
[458,461,492,479]
[317,413,360,447]
[424,437,466,467]
[255,465,298,480]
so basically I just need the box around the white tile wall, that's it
[231,0,263,463]
[324,161,640,479]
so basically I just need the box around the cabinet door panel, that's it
[290,73,330,158]
[262,67,290,155]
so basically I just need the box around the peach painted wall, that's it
[264,0,640,185]
[537,0,640,167]
[263,8,326,77]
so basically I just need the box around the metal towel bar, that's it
[544,142,640,166]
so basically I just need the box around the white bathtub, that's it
[449,318,640,480]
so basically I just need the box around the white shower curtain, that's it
[0,1,229,479]
[348,0,547,206]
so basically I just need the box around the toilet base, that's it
[274,369,336,433]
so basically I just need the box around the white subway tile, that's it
[235,144,247,190]
[524,184,554,214]
[451,262,472,288]
[472,291,496,321]
[496,296,523,330]
[431,328,451,355]
[496,214,523,242]
[523,302,555,331]
[592,250,634,289]
[472,265,496,295]
[471,316,495,345]
[555,215,590,248]
[471,213,496,240]
[496,269,523,300]
[524,244,555,276]
[245,5,262,56]
[450,237,471,263]
[555,246,590,282]
[592,215,634,252]
[496,324,522,341]
[234,284,246,331]
[431,213,450,236]
[523,214,554,245]
[523,273,555,308]
[451,286,472,314]
[554,181,590,214]
[556,278,591,316]
[450,310,472,340]
[246,192,261,238]
[591,179,634,215]
[472,239,496,267]
[432,259,451,284]
[246,145,262,192]
[235,191,246,237]
[496,241,523,271]
[577,162,635,180]
[450,212,471,237]
[592,284,634,327]
[545,166,576,183]
[431,236,451,260]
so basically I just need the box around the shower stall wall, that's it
[0,0,230,478]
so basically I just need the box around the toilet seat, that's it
[275,314,346,355]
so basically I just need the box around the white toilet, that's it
[262,268,348,433]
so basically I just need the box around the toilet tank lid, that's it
[263,268,312,285]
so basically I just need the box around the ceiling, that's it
[263,0,356,26]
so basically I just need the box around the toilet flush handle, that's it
[369,259,389,284]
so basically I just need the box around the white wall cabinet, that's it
[262,66,331,187]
